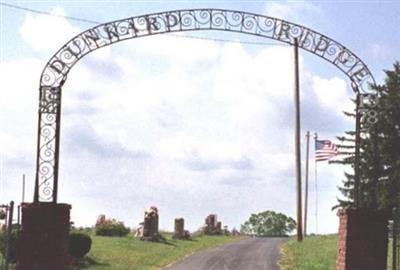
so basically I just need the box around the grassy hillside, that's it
[69,233,243,270]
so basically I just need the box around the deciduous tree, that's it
[240,210,296,237]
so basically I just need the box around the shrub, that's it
[71,226,93,235]
[69,232,92,258]
[0,229,18,263]
[95,223,130,237]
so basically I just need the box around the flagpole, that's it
[22,174,26,203]
[303,131,310,237]
[314,132,319,234]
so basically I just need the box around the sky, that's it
[0,0,399,234]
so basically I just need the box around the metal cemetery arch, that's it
[34,8,376,202]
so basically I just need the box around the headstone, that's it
[205,214,216,228]
[173,218,185,239]
[204,214,223,235]
[135,222,144,237]
[216,221,222,234]
[96,214,106,225]
[141,206,159,241]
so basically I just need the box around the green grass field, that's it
[279,235,338,270]
[2,233,394,270]
[279,235,393,270]
[1,232,242,270]
[69,233,243,270]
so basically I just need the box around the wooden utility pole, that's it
[294,38,303,242]
[354,92,361,208]
[314,132,320,233]
[304,131,310,237]
[22,174,26,203]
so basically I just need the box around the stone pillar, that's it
[216,222,222,234]
[96,214,106,225]
[142,216,151,237]
[154,214,159,235]
[336,208,390,270]
[206,214,216,228]
[205,214,216,235]
[17,203,71,270]
[142,212,159,240]
[173,218,185,239]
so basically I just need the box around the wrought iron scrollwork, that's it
[35,8,376,202]
[34,87,61,202]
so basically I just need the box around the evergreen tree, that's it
[373,62,400,209]
[334,62,400,210]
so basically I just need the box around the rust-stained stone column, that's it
[17,203,71,270]
[173,218,184,239]
[216,221,222,234]
[336,208,390,270]
[205,214,216,235]
[142,211,159,240]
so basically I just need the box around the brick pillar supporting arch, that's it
[337,208,391,270]
[17,203,71,270]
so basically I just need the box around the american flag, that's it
[315,140,338,162]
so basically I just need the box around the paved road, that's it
[162,237,287,270]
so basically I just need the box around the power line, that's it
[170,34,286,46]
[0,2,287,47]
[0,2,101,24]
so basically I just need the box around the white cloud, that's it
[0,58,41,163]
[265,1,322,25]
[131,33,221,64]
[312,76,353,112]
[19,7,80,52]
